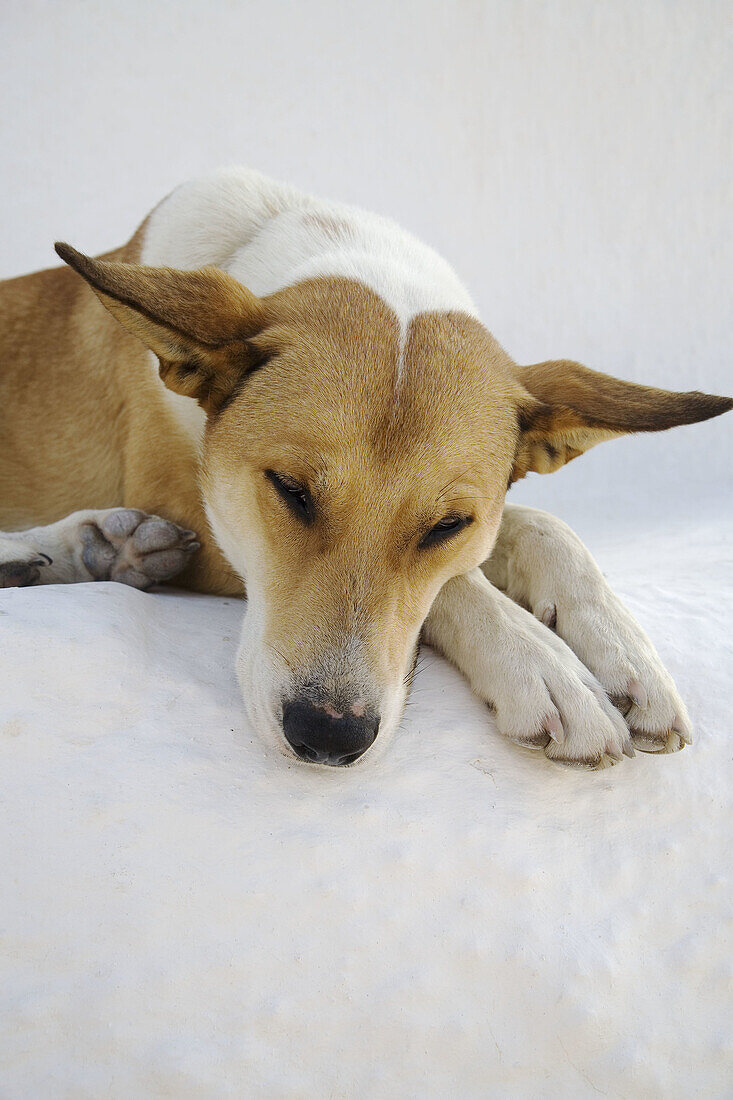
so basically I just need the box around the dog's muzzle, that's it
[282,699,379,766]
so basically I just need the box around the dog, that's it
[1,168,730,767]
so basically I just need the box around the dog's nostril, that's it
[294,743,320,763]
[282,699,379,766]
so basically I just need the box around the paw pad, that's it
[82,510,199,589]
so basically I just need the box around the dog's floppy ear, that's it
[55,243,266,414]
[511,358,732,483]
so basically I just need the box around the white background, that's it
[1,0,730,534]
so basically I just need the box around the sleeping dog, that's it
[1,168,729,767]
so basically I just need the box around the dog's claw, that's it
[672,713,693,744]
[631,729,686,754]
[627,678,648,709]
[540,603,558,631]
[550,752,606,770]
[0,558,48,588]
[512,730,551,750]
[544,713,564,744]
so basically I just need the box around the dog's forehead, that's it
[258,277,399,406]
[249,276,521,454]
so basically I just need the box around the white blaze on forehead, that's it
[141,167,479,389]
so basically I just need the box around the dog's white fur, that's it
[426,508,689,761]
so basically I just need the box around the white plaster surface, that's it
[1,519,731,1097]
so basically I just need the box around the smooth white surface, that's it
[1,0,730,526]
[1,521,731,1096]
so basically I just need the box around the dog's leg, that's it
[480,504,691,753]
[424,568,634,767]
[0,508,199,590]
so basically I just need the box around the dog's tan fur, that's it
[202,284,521,692]
[0,234,239,594]
[1,173,730,767]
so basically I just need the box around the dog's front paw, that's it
[80,509,199,589]
[489,635,635,769]
[549,599,692,755]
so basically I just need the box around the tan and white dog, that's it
[1,168,730,767]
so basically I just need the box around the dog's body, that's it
[1,168,730,766]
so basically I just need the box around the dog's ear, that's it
[511,359,732,483]
[55,243,266,414]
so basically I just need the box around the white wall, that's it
[1,0,730,534]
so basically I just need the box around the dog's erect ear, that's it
[511,359,732,483]
[55,243,266,414]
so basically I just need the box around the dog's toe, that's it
[551,599,693,764]
[99,508,146,541]
[113,566,156,590]
[81,522,118,579]
[621,679,692,755]
[136,546,196,581]
[130,516,188,553]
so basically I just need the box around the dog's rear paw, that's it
[81,509,199,589]
[0,550,52,588]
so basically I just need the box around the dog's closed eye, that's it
[265,469,314,525]
[419,514,473,549]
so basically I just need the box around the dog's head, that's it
[56,244,731,765]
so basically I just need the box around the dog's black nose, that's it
[282,700,379,765]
